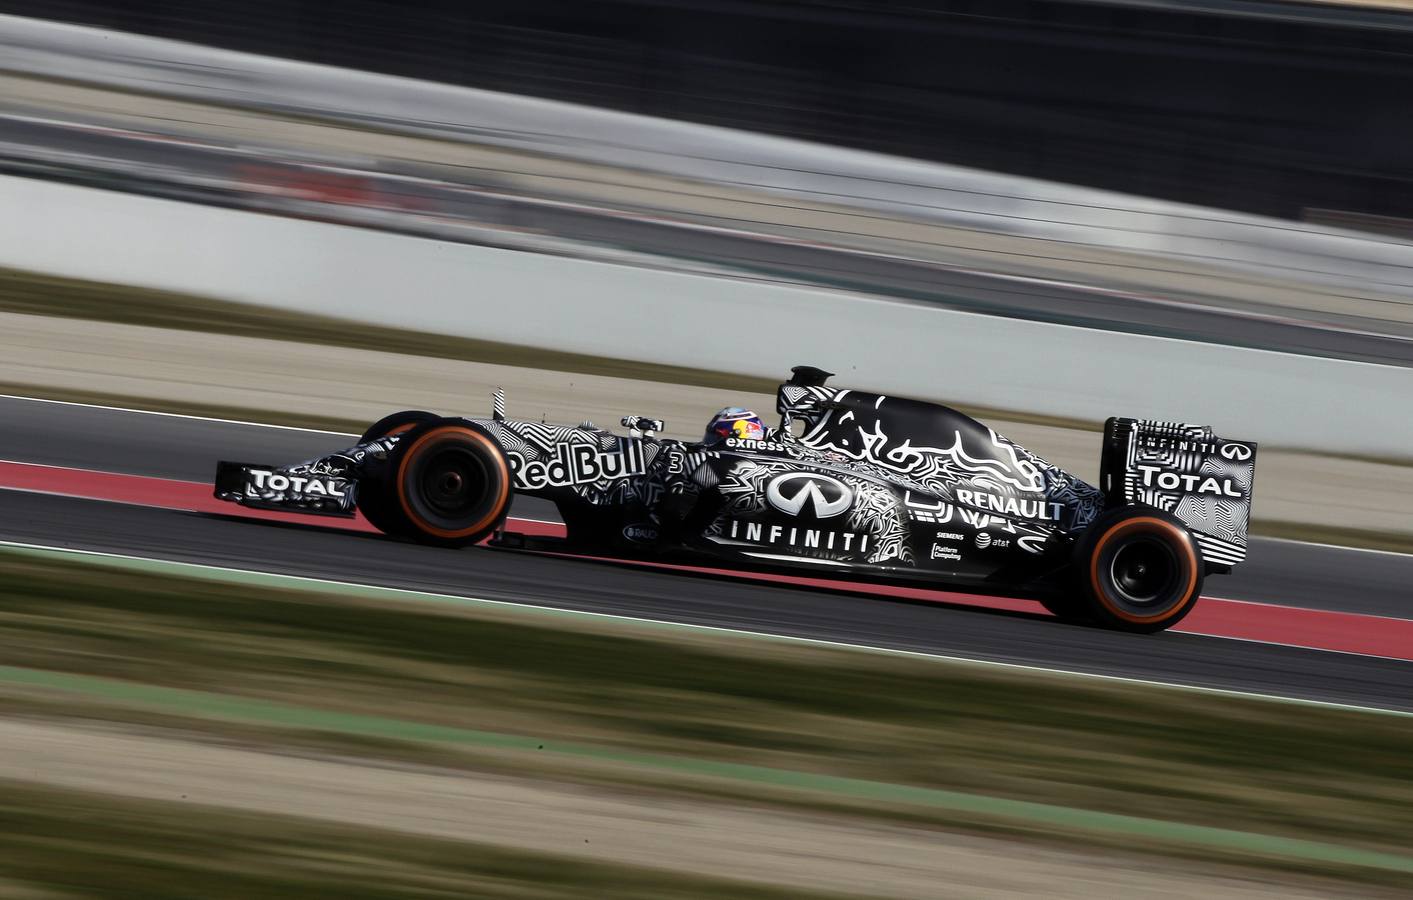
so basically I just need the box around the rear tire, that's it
[1070,506,1204,633]
[355,410,440,536]
[384,420,512,547]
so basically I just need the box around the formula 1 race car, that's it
[214,366,1257,632]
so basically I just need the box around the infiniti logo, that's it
[765,472,853,518]
[1220,443,1253,462]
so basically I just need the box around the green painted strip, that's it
[2,660,1412,874]
[3,540,1411,720]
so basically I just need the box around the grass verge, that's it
[0,548,1409,887]
[0,780,839,900]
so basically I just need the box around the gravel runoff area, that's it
[4,71,1410,330]
[0,310,1406,541]
[0,718,1389,900]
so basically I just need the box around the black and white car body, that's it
[215,366,1257,632]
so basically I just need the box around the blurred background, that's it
[0,2,1411,898]
[8,0,1413,220]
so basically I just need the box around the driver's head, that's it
[704,407,765,444]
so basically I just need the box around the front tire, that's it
[1070,506,1204,633]
[383,420,512,547]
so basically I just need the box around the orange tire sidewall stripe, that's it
[395,426,510,539]
[1088,516,1199,623]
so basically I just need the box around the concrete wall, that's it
[4,14,1413,302]
[3,174,1407,458]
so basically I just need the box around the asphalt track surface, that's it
[2,395,1411,711]
[4,115,1412,367]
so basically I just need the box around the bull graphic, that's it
[802,395,1046,494]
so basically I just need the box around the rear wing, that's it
[1100,418,1257,569]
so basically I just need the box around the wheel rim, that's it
[415,445,489,521]
[395,426,510,541]
[1108,536,1181,613]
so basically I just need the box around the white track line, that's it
[1,538,1407,718]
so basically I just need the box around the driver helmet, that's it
[704,407,765,444]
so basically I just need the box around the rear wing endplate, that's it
[1100,418,1257,568]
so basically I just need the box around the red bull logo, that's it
[731,419,764,439]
